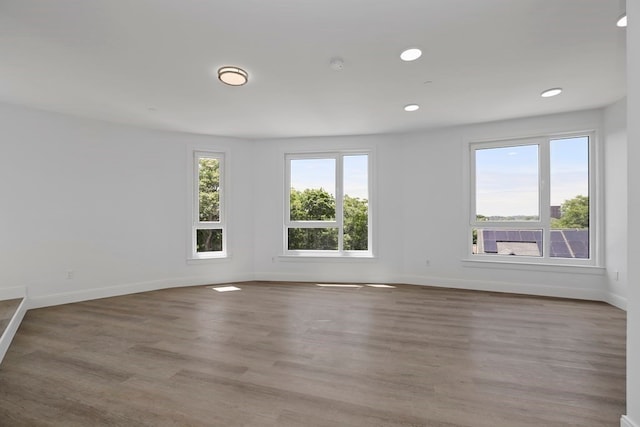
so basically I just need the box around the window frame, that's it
[468,131,598,266]
[284,151,373,257]
[190,150,227,260]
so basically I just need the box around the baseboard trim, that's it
[622,415,639,427]
[0,286,27,300]
[0,297,28,365]
[252,271,397,285]
[21,269,624,310]
[254,272,614,303]
[605,291,627,310]
[398,274,606,301]
[27,274,254,310]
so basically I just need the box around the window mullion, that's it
[338,156,344,251]
[470,146,478,225]
[539,140,551,259]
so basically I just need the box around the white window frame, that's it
[284,151,373,257]
[189,151,226,260]
[468,131,598,266]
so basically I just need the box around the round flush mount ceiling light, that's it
[400,48,422,62]
[404,104,420,112]
[541,87,563,98]
[617,13,627,27]
[218,66,248,86]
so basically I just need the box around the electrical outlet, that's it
[425,259,430,266]
[66,270,74,279]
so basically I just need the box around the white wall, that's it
[399,109,608,300]
[251,109,613,302]
[252,134,405,283]
[0,103,255,307]
[604,98,628,309]
[625,0,640,425]
[0,101,621,306]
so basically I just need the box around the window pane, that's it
[199,157,220,222]
[343,155,368,250]
[473,228,543,257]
[196,229,223,252]
[550,136,589,258]
[288,228,338,250]
[475,145,539,221]
[290,158,336,221]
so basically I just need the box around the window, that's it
[191,151,226,258]
[285,152,371,255]
[470,134,594,263]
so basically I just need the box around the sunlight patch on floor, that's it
[315,284,362,288]
[211,286,241,292]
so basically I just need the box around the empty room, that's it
[0,1,638,426]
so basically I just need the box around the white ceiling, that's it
[0,0,627,139]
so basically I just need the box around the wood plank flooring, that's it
[0,282,626,426]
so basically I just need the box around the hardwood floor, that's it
[0,282,626,426]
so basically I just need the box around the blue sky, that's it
[476,137,589,217]
[290,155,369,200]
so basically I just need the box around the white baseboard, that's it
[22,268,622,311]
[0,286,27,300]
[622,415,639,427]
[398,274,607,301]
[27,274,254,310]
[255,271,621,305]
[605,291,627,310]
[0,297,28,365]
[252,271,397,285]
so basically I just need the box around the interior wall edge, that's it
[0,298,27,365]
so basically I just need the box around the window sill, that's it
[277,253,377,263]
[187,253,230,264]
[461,257,605,275]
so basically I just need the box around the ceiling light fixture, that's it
[541,88,563,98]
[404,104,420,112]
[400,48,422,62]
[218,66,248,86]
[617,13,627,27]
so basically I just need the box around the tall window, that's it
[191,152,225,258]
[285,152,371,255]
[470,134,594,263]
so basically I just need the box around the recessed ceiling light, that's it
[617,14,627,27]
[404,104,420,112]
[218,66,248,86]
[400,48,422,61]
[541,88,562,98]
